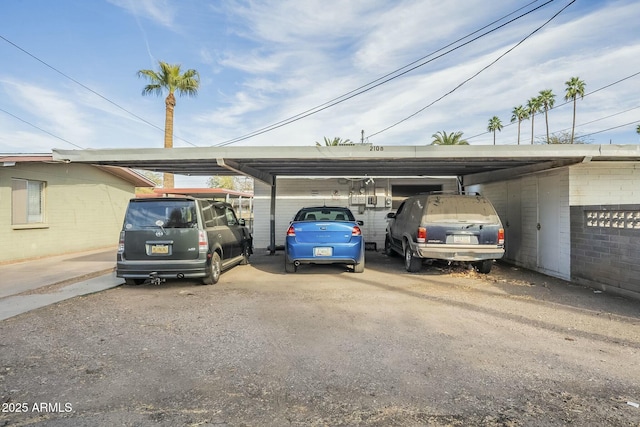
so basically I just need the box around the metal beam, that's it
[462,159,583,185]
[216,158,274,185]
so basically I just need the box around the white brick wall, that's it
[253,177,457,249]
[469,168,571,279]
[570,162,640,205]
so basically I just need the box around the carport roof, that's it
[52,144,640,185]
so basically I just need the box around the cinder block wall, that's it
[569,162,640,299]
[570,204,640,298]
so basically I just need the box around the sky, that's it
[1,0,640,185]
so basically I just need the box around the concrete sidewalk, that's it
[0,247,123,321]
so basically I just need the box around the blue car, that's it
[285,206,365,273]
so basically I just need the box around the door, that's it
[505,180,522,262]
[212,205,241,260]
[537,174,561,275]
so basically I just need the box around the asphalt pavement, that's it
[0,247,122,321]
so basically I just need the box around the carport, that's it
[53,144,640,300]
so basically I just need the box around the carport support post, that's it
[269,178,277,255]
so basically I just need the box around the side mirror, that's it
[357,220,364,226]
[238,219,246,226]
[386,212,396,219]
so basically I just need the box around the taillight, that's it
[498,228,505,245]
[287,225,296,236]
[118,231,125,253]
[199,230,208,252]
[352,225,362,236]
[417,227,427,243]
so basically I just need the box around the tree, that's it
[510,105,529,145]
[526,96,543,145]
[315,137,353,146]
[538,89,556,144]
[538,130,587,145]
[636,124,640,135]
[431,131,469,145]
[207,175,254,192]
[135,170,162,195]
[207,175,236,189]
[564,76,586,144]
[138,61,200,188]
[487,116,503,145]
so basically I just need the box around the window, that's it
[12,179,45,225]
[225,207,238,225]
[123,200,197,229]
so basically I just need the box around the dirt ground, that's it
[1,251,639,426]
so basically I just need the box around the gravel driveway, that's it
[1,251,639,426]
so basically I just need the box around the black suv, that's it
[385,193,504,274]
[117,196,252,285]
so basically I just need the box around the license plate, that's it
[314,247,333,256]
[151,244,169,254]
[453,235,471,244]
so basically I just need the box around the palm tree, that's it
[487,116,503,145]
[538,89,556,144]
[564,76,586,144]
[431,131,469,145]
[138,61,200,188]
[510,105,529,145]
[315,137,353,146]
[526,96,543,145]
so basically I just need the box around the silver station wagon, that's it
[385,192,504,274]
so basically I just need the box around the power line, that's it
[465,69,640,140]
[214,0,557,146]
[0,107,85,149]
[580,120,640,138]
[368,0,575,140]
[0,34,199,147]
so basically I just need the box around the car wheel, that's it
[240,244,250,265]
[124,278,145,286]
[474,260,493,274]
[203,252,221,285]
[284,248,297,273]
[404,245,422,273]
[284,260,297,273]
[353,259,365,273]
[384,235,396,257]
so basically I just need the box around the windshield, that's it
[294,208,355,222]
[424,195,500,224]
[124,200,198,229]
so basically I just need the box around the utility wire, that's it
[465,69,640,140]
[368,0,575,139]
[0,107,85,149]
[580,119,640,138]
[0,34,199,147]
[214,0,556,146]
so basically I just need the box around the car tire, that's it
[124,278,145,286]
[353,259,365,273]
[404,245,422,273]
[284,260,297,273]
[474,260,493,274]
[284,248,297,273]
[384,235,396,257]
[203,252,221,285]
[240,244,250,265]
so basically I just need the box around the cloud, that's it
[1,80,93,147]
[107,0,177,29]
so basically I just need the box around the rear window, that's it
[124,200,198,230]
[294,208,355,222]
[424,195,500,224]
